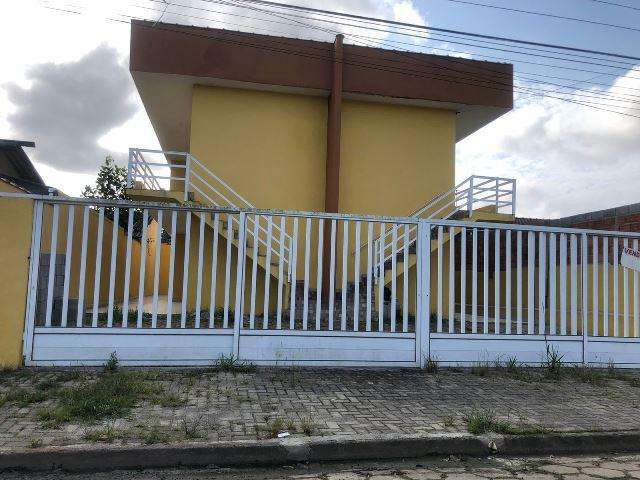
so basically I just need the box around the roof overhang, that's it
[130,20,513,152]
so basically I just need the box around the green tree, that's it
[82,156,127,201]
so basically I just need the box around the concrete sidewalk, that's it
[0,365,639,451]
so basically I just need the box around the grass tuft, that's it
[214,354,256,374]
[464,408,548,436]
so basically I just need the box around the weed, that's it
[180,416,206,439]
[142,425,169,445]
[569,365,606,386]
[299,416,315,436]
[257,417,285,438]
[424,356,439,374]
[4,388,48,407]
[104,352,119,373]
[214,354,256,374]
[28,437,43,449]
[543,345,564,379]
[464,408,548,436]
[471,360,491,377]
[286,418,296,432]
[83,424,124,443]
[442,414,456,428]
[153,392,185,408]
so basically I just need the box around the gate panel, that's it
[236,212,420,366]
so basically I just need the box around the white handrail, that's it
[127,148,293,276]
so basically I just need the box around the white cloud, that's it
[457,67,640,219]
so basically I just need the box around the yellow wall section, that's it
[339,100,456,216]
[0,185,33,367]
[189,86,327,212]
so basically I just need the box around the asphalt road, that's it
[3,453,640,480]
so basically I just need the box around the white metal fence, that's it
[14,195,640,367]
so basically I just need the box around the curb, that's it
[1,431,640,473]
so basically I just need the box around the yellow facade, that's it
[0,184,33,367]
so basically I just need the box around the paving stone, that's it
[403,469,442,480]
[580,468,625,478]
[539,465,580,475]
[598,461,639,471]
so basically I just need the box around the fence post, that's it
[467,176,474,217]
[582,233,589,365]
[22,200,43,366]
[184,154,191,202]
[511,179,517,216]
[233,212,248,358]
[495,178,500,212]
[417,219,431,366]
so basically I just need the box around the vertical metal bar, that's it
[634,239,639,338]
[378,223,386,332]
[505,230,511,335]
[494,228,500,334]
[402,224,409,333]
[571,234,578,336]
[180,211,191,328]
[611,237,620,337]
[61,205,75,328]
[23,201,43,362]
[460,227,467,334]
[122,208,134,328]
[152,210,163,328]
[194,213,205,328]
[315,219,324,330]
[391,224,398,333]
[483,228,489,333]
[248,214,258,329]
[593,236,598,336]
[136,209,149,328]
[316,218,324,330]
[45,204,59,328]
[603,237,609,336]
[166,210,177,328]
[437,226,443,332]
[623,238,629,337]
[107,208,120,328]
[354,221,362,332]
[516,230,523,334]
[511,179,517,216]
[549,233,556,335]
[208,213,221,328]
[302,217,311,330]
[184,155,191,202]
[472,228,478,333]
[527,231,535,335]
[276,216,286,330]
[366,222,373,332]
[328,219,337,331]
[538,232,546,335]
[233,212,248,356]
[467,176,474,216]
[341,220,350,331]
[91,207,105,327]
[289,217,299,330]
[448,226,455,334]
[223,214,233,329]
[560,233,568,335]
[263,216,273,329]
[582,234,589,346]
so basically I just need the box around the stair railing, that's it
[368,175,516,281]
[127,148,293,279]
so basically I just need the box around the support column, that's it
[323,34,344,296]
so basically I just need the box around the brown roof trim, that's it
[130,20,512,109]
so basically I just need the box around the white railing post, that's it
[511,179,517,216]
[417,219,431,366]
[127,148,134,188]
[495,178,500,212]
[233,212,248,358]
[467,176,474,217]
[22,200,43,365]
[184,154,191,202]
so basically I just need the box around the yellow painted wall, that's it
[0,185,33,367]
[339,100,456,216]
[189,85,327,212]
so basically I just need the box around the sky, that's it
[0,0,639,218]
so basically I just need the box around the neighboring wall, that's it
[0,184,33,367]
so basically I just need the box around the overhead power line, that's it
[584,0,640,12]
[441,0,640,33]
[226,0,640,62]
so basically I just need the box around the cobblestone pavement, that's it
[0,366,639,449]
[4,453,640,480]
